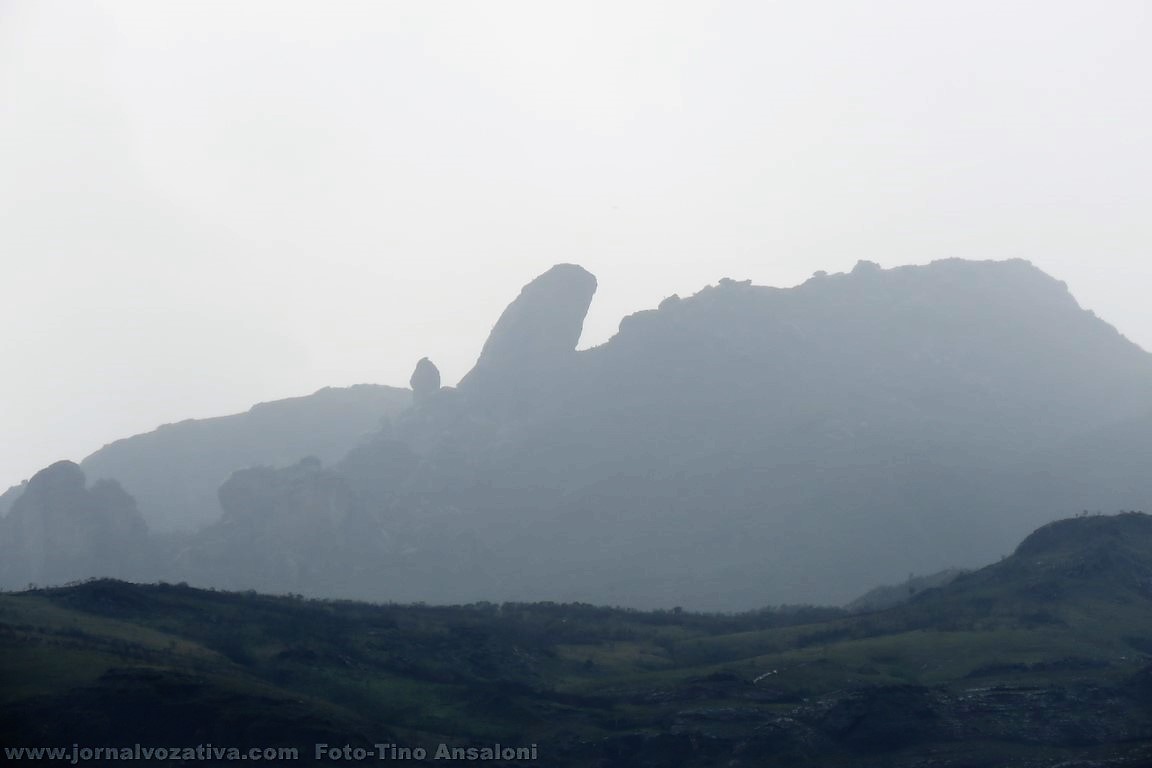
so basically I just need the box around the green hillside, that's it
[2,513,1150,766]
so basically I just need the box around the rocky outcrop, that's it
[216,458,353,532]
[183,458,403,594]
[457,264,597,402]
[409,357,441,405]
[0,461,148,588]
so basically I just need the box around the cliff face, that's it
[0,461,148,587]
[457,263,597,412]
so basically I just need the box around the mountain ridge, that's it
[2,258,1150,608]
[0,383,411,531]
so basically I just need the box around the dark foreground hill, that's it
[2,259,1150,607]
[2,512,1150,767]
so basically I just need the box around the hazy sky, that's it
[2,1,1150,491]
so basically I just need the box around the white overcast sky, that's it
[1,1,1150,491]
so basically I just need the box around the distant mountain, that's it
[2,259,1150,608]
[3,512,1151,767]
[232,258,1144,608]
[0,384,410,532]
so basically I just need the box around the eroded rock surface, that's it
[0,461,148,586]
[458,264,597,401]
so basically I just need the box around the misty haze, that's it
[2,3,1151,767]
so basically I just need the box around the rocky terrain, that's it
[1,259,1150,608]
[0,461,149,588]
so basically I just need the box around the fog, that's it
[2,0,1150,491]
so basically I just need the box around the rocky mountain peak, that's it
[458,263,597,397]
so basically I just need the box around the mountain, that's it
[2,258,1150,607]
[1,384,410,532]
[173,258,1150,608]
[3,512,1150,767]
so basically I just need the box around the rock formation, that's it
[0,461,148,588]
[409,357,441,405]
[187,457,401,594]
[217,458,353,532]
[457,264,597,403]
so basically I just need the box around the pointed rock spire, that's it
[409,357,441,405]
[458,264,597,396]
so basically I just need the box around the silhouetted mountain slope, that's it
[507,260,1148,486]
[836,512,1152,640]
[846,568,967,613]
[3,259,1150,608]
[68,384,408,532]
[303,258,1149,608]
[3,513,1151,767]
[0,482,25,521]
[921,511,1152,618]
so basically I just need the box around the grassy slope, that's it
[1,514,1151,766]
